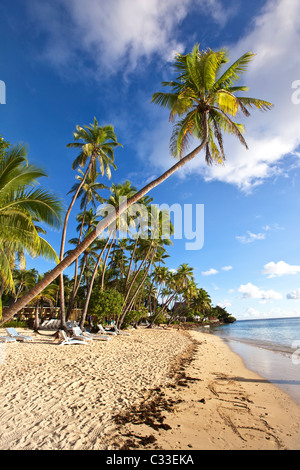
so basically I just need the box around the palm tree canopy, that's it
[152,45,273,163]
[68,170,108,210]
[67,117,122,180]
[0,142,63,290]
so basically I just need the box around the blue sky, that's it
[1,0,300,320]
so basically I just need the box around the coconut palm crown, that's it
[152,45,273,163]
[67,117,122,180]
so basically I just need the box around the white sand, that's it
[1,327,300,450]
[0,327,190,450]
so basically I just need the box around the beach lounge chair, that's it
[57,330,87,345]
[97,324,117,336]
[82,330,111,341]
[39,319,61,330]
[109,324,130,336]
[0,336,16,343]
[66,321,79,331]
[72,327,94,342]
[5,328,33,342]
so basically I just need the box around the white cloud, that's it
[29,0,230,75]
[202,268,218,276]
[262,223,284,232]
[202,266,232,276]
[242,306,300,320]
[217,299,232,309]
[236,231,266,244]
[145,0,300,191]
[287,288,300,299]
[243,307,261,319]
[221,265,233,271]
[262,261,300,278]
[238,282,282,300]
[28,0,300,191]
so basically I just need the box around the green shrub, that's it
[122,307,148,328]
[88,288,124,322]
[2,319,29,328]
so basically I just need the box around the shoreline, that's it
[107,329,300,450]
[1,327,300,450]
[218,337,300,407]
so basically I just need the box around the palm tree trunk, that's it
[34,301,40,332]
[0,279,5,319]
[66,197,89,319]
[122,242,153,309]
[0,135,208,325]
[119,250,155,328]
[59,161,92,329]
[124,237,139,290]
[101,230,116,290]
[66,254,87,320]
[150,289,179,326]
[79,235,111,329]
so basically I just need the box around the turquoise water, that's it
[208,317,300,405]
[211,317,300,355]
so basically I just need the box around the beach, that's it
[0,327,300,450]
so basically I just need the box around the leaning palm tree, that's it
[2,45,273,324]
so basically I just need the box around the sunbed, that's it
[0,336,16,343]
[110,324,130,336]
[66,321,79,330]
[97,324,117,336]
[39,319,61,330]
[5,328,33,342]
[57,330,87,345]
[82,329,111,341]
[71,327,94,342]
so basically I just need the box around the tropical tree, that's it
[155,263,194,325]
[27,274,58,332]
[118,204,173,326]
[190,288,212,320]
[12,269,38,303]
[66,172,107,318]
[2,45,273,324]
[0,141,62,318]
[58,119,122,328]
[211,305,236,323]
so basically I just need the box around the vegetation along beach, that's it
[1,0,300,452]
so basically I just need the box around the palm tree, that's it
[78,236,110,329]
[59,119,122,328]
[99,181,137,289]
[2,46,273,324]
[27,274,58,332]
[0,142,62,317]
[77,181,138,329]
[66,172,107,318]
[119,204,174,326]
[153,263,194,325]
[12,269,38,303]
[190,288,212,320]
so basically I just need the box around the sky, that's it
[1,0,300,320]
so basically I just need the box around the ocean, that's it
[205,317,300,405]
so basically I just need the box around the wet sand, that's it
[223,339,300,406]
